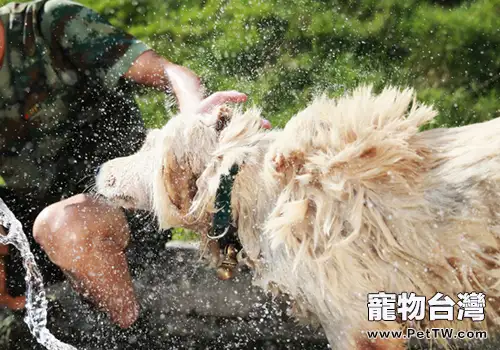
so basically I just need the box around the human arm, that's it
[41,0,268,122]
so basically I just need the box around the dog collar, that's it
[209,164,240,245]
[208,164,242,280]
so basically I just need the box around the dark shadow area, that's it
[0,244,329,350]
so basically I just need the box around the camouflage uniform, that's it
[0,0,165,295]
[0,0,152,194]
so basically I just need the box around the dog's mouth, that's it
[114,194,138,208]
[99,193,139,209]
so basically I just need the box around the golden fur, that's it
[96,85,500,349]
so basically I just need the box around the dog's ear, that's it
[153,147,199,229]
[163,151,198,216]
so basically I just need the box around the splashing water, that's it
[0,198,77,350]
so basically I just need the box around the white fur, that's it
[96,85,500,349]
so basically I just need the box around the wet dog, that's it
[96,86,500,349]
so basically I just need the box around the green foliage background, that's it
[2,0,499,128]
[85,0,499,129]
[0,0,498,185]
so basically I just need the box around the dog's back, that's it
[257,86,499,348]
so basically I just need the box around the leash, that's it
[208,164,242,280]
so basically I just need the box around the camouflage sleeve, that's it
[40,0,151,90]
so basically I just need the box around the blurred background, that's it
[1,0,496,129]
[0,0,498,182]
[76,0,499,129]
[0,0,498,349]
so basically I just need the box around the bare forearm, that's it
[124,50,203,111]
[123,50,257,119]
[124,50,171,90]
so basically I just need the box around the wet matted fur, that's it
[96,86,500,349]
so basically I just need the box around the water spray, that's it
[0,199,77,350]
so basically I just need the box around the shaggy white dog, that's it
[96,86,499,349]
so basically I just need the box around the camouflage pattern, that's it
[0,0,150,195]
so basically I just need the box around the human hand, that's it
[198,91,271,129]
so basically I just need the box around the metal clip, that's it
[216,244,238,280]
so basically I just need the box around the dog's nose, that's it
[94,165,102,177]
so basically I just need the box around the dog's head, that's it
[95,128,162,211]
[97,61,271,231]
[96,98,269,232]
[96,105,221,222]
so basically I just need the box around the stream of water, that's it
[0,198,77,350]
